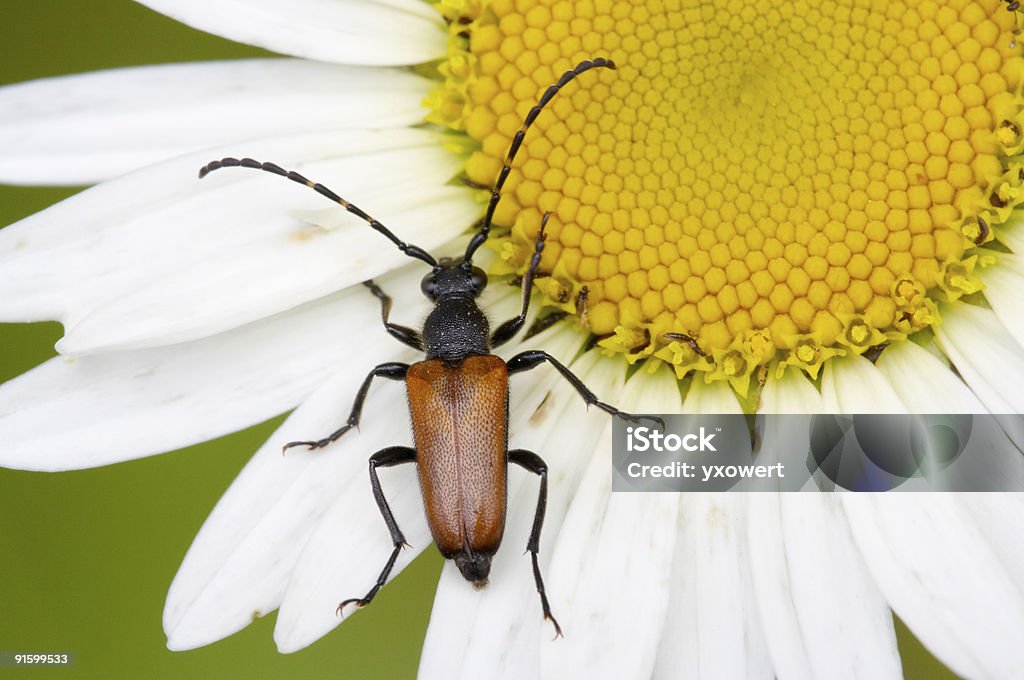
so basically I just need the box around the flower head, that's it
[434,0,1024,406]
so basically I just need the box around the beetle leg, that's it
[507,350,665,430]
[490,213,550,349]
[338,445,417,614]
[283,362,409,451]
[362,280,424,351]
[509,448,562,638]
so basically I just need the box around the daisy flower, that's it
[3,0,1024,678]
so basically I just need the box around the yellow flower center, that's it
[429,0,1024,397]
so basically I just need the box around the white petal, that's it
[0,129,476,349]
[272,453,432,653]
[541,367,682,680]
[276,323,579,654]
[0,128,444,322]
[359,0,441,21]
[996,212,1024,253]
[843,495,1024,679]
[874,340,986,413]
[419,336,615,680]
[683,379,743,413]
[757,370,823,491]
[935,304,1024,413]
[57,183,474,354]
[979,252,1024,350]
[0,265,426,471]
[959,494,1024,597]
[136,0,446,65]
[164,347,418,650]
[820,355,907,413]
[747,495,901,680]
[827,339,1022,491]
[759,368,823,414]
[0,60,432,185]
[653,494,773,680]
[764,367,990,494]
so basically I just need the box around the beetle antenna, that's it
[198,157,438,267]
[463,57,616,263]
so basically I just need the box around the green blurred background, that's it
[0,2,957,678]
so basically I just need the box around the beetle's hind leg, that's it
[283,362,409,451]
[338,446,417,614]
[509,448,562,638]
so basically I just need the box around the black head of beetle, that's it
[419,257,493,361]
[420,258,488,302]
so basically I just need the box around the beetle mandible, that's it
[198,58,658,636]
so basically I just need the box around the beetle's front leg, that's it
[490,213,550,349]
[363,280,424,351]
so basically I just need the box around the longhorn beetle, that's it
[198,58,658,636]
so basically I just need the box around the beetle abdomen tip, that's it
[455,551,492,585]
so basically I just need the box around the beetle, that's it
[198,58,658,636]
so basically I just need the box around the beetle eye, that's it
[470,267,487,294]
[420,274,437,299]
